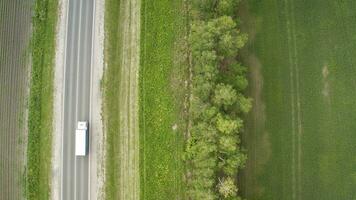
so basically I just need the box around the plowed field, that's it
[0,0,32,199]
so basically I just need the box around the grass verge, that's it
[102,0,122,199]
[26,0,58,199]
[140,0,188,199]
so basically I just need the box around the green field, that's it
[140,0,188,199]
[240,0,356,199]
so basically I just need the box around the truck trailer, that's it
[75,121,88,156]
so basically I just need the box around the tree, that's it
[213,83,237,108]
[190,22,215,58]
[213,16,247,59]
[193,75,214,102]
[201,106,218,122]
[191,0,217,19]
[220,153,247,176]
[218,177,238,198]
[218,62,248,91]
[189,188,217,200]
[237,94,252,114]
[219,136,237,154]
[190,16,248,62]
[187,1,251,199]
[215,114,242,135]
[235,74,248,91]
[199,50,218,67]
[216,0,240,17]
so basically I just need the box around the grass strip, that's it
[139,0,188,199]
[26,0,58,199]
[102,0,122,199]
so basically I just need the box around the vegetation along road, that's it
[104,0,188,199]
[240,0,356,199]
[117,0,140,199]
[140,0,188,199]
[103,0,140,199]
[27,0,57,199]
[0,0,31,199]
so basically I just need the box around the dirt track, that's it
[0,0,32,199]
[118,0,141,199]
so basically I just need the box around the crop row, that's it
[0,0,32,199]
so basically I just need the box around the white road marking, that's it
[60,0,71,198]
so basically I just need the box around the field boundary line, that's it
[285,0,303,199]
[284,0,297,199]
[141,0,148,198]
[289,0,303,198]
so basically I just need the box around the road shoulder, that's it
[89,0,105,199]
[52,0,67,199]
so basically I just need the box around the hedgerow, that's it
[185,1,251,199]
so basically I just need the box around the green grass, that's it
[26,0,57,199]
[102,0,122,199]
[240,0,356,199]
[140,0,188,199]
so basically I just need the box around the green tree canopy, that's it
[213,83,238,108]
[218,177,238,198]
[215,114,243,135]
[190,16,247,62]
[237,94,252,114]
[219,135,238,154]
[216,0,240,16]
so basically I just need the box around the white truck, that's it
[75,121,89,156]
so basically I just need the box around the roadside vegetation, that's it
[27,0,58,199]
[140,0,188,199]
[185,1,251,199]
[102,0,122,198]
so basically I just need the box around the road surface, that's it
[61,0,94,199]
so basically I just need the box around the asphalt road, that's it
[61,0,94,199]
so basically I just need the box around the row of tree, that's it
[185,1,251,199]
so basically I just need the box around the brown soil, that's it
[0,0,32,199]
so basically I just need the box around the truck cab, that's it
[75,121,89,156]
